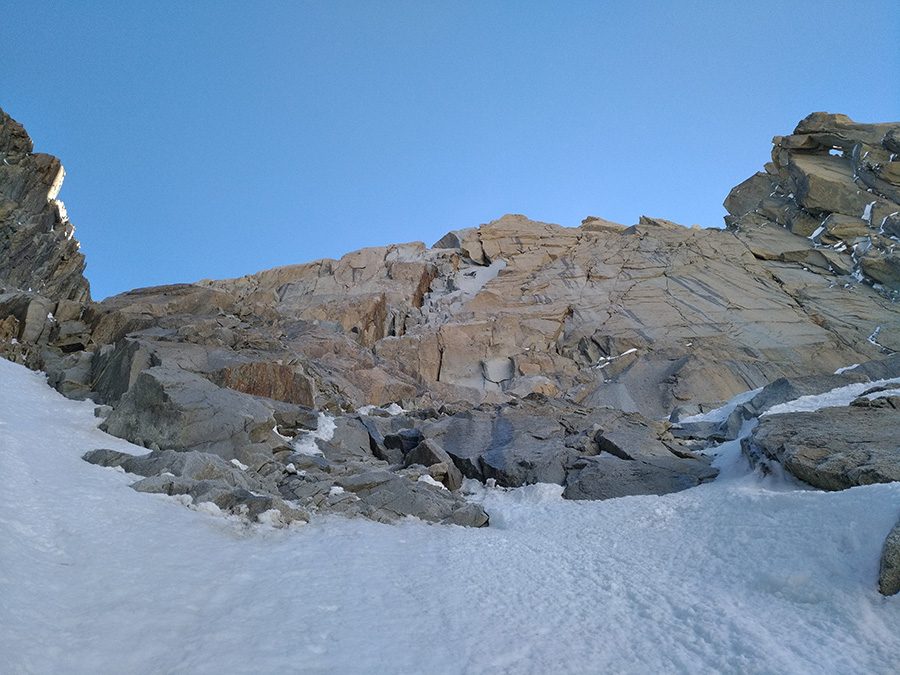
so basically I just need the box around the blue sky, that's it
[3,1,898,300]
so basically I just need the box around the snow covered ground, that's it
[2,356,900,674]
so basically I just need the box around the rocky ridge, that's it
[2,107,899,570]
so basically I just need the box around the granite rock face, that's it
[3,106,900,533]
[725,112,900,292]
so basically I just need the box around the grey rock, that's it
[404,439,463,491]
[726,112,900,294]
[851,394,900,409]
[879,515,900,596]
[82,448,132,468]
[44,350,94,400]
[670,420,722,440]
[0,107,91,303]
[742,372,870,418]
[441,503,490,527]
[356,414,418,464]
[90,338,158,404]
[131,475,308,524]
[418,401,716,495]
[100,366,276,460]
[284,453,331,472]
[563,455,701,500]
[271,403,318,435]
[420,405,574,487]
[852,355,900,381]
[348,473,487,525]
[83,447,307,524]
[318,416,379,462]
[748,407,900,490]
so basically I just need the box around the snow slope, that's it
[2,357,899,674]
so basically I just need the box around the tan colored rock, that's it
[216,361,315,407]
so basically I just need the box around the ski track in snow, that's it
[2,357,900,674]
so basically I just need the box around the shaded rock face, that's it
[100,366,279,460]
[3,107,900,530]
[1,107,92,371]
[0,108,89,303]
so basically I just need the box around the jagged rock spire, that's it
[0,107,90,303]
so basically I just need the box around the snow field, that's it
[2,357,899,674]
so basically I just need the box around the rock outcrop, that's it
[1,107,91,370]
[880,517,900,596]
[748,404,900,490]
[2,106,900,539]
[0,108,90,303]
[725,112,900,292]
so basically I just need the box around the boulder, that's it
[747,407,900,490]
[335,470,488,526]
[563,455,701,500]
[100,366,276,460]
[404,439,464,491]
[416,400,716,496]
[879,516,900,596]
[419,405,575,487]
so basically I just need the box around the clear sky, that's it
[3,1,898,300]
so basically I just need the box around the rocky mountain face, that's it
[2,107,899,559]
[0,109,90,304]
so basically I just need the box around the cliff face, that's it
[0,108,90,303]
[196,210,896,419]
[2,107,899,530]
[0,108,92,370]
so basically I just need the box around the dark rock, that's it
[89,339,159,404]
[742,373,870,418]
[404,439,463,491]
[356,414,418,464]
[100,366,276,460]
[420,405,574,487]
[417,401,716,494]
[563,455,701,500]
[879,516,900,596]
[0,107,91,303]
[82,448,132,468]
